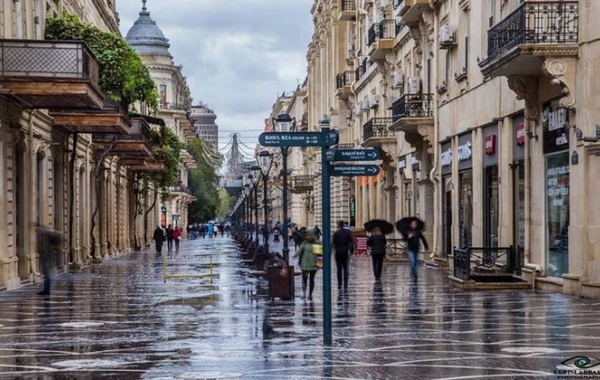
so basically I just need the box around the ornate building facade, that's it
[303,0,600,297]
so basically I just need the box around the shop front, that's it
[482,125,499,248]
[440,141,452,258]
[512,114,526,271]
[457,133,473,248]
[543,100,570,278]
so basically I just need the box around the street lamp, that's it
[273,111,296,263]
[257,150,273,253]
[244,182,250,233]
[248,165,261,242]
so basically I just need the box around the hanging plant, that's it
[45,14,159,113]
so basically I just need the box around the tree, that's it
[186,140,221,222]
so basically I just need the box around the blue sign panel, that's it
[329,165,380,177]
[259,132,322,147]
[325,149,380,162]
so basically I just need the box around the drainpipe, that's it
[428,0,440,260]
[28,110,41,277]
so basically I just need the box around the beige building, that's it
[0,0,198,292]
[304,0,600,298]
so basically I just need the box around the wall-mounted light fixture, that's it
[575,125,600,143]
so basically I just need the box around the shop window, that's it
[546,152,569,277]
[459,171,472,247]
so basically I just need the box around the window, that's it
[444,50,450,85]
[488,0,495,28]
[159,84,167,106]
[546,152,569,277]
[463,10,469,71]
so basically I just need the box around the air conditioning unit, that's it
[387,96,396,109]
[393,71,403,88]
[407,77,421,94]
[439,25,456,48]
[354,104,362,116]
[362,98,370,110]
[369,95,379,108]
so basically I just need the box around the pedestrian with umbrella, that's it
[395,217,429,281]
[365,219,394,281]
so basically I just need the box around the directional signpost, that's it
[259,126,379,347]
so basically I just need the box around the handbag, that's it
[313,243,323,269]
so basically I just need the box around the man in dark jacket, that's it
[332,220,353,290]
[36,225,62,296]
[153,225,166,255]
[166,224,174,254]
[406,220,429,281]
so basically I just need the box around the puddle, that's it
[52,359,123,369]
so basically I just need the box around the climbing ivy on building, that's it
[45,14,159,113]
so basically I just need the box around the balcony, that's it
[170,185,195,197]
[120,158,166,173]
[389,94,434,150]
[338,0,356,21]
[92,117,154,158]
[159,102,188,112]
[354,59,368,83]
[290,175,314,194]
[397,0,430,24]
[368,20,396,60]
[479,1,579,77]
[335,71,354,100]
[362,117,394,149]
[0,40,104,110]
[50,98,130,134]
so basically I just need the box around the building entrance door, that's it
[442,184,452,258]
[483,165,499,249]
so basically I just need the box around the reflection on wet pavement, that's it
[0,237,599,379]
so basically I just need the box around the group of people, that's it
[153,224,183,255]
[186,223,230,239]
[289,218,428,301]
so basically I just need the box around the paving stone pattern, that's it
[0,237,599,379]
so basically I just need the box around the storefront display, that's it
[513,115,526,271]
[458,133,473,247]
[543,100,570,277]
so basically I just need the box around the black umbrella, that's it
[364,219,394,235]
[395,217,425,238]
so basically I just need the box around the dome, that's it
[125,0,172,57]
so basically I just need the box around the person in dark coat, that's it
[405,220,429,281]
[166,224,174,254]
[367,226,387,281]
[36,225,62,296]
[153,225,166,255]
[332,220,353,291]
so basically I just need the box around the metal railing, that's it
[368,19,396,46]
[93,118,152,142]
[336,71,355,89]
[355,59,368,82]
[453,246,516,281]
[341,0,356,12]
[391,94,434,122]
[171,185,193,195]
[363,117,394,141]
[487,1,579,62]
[159,102,189,111]
[0,40,100,86]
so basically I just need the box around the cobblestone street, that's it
[0,238,599,379]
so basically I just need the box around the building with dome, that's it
[126,0,198,229]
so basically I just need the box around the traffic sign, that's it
[325,148,380,162]
[323,130,339,146]
[160,206,167,213]
[329,164,380,177]
[259,132,322,147]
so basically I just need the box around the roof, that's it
[125,0,172,58]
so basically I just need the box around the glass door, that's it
[484,165,499,248]
[442,177,452,258]
[512,161,525,272]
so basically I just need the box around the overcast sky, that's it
[117,0,312,160]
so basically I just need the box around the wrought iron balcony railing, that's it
[486,1,578,63]
[93,118,152,142]
[336,70,355,89]
[0,39,100,85]
[341,0,356,12]
[391,94,434,122]
[368,19,396,46]
[363,117,394,141]
[355,59,368,82]
[160,102,189,111]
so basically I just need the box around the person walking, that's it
[173,226,182,254]
[166,224,174,254]
[332,220,353,291]
[294,229,319,301]
[36,225,62,296]
[313,225,322,241]
[405,220,429,281]
[367,226,387,281]
[153,225,166,255]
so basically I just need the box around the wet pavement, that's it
[1,237,600,379]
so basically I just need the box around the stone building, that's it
[190,103,219,152]
[303,0,600,298]
[125,1,197,231]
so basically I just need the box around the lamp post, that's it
[249,165,261,242]
[273,112,296,263]
[244,183,250,234]
[257,150,273,253]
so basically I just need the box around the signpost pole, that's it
[321,126,332,346]
[281,147,290,263]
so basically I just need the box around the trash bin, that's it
[268,265,294,300]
